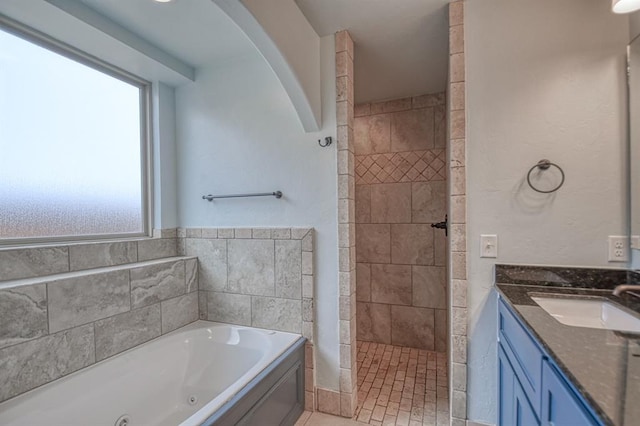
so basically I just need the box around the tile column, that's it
[448,2,468,425]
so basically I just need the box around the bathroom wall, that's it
[465,0,629,423]
[175,37,341,391]
[0,236,197,403]
[353,93,447,351]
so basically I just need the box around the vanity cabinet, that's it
[498,297,602,426]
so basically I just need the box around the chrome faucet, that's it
[612,284,640,297]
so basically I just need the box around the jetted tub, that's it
[0,321,306,426]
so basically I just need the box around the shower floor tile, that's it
[354,341,449,426]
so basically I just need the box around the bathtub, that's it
[0,321,305,426]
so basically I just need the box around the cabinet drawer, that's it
[498,299,543,418]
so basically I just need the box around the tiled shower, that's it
[354,93,448,351]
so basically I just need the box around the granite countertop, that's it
[495,265,640,426]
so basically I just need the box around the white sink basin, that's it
[530,295,640,333]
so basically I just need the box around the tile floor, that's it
[353,341,449,426]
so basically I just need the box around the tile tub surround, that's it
[354,93,448,351]
[0,256,198,403]
[177,227,314,339]
[0,230,178,282]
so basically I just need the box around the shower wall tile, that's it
[357,302,391,344]
[251,296,302,333]
[390,305,435,350]
[161,292,199,334]
[355,92,447,350]
[391,108,435,152]
[130,260,186,309]
[370,183,411,223]
[356,263,371,302]
[0,246,68,281]
[355,224,391,263]
[0,324,95,402]
[412,181,447,223]
[391,224,434,265]
[48,270,130,333]
[370,264,412,305]
[94,304,161,361]
[0,284,48,349]
[207,292,251,326]
[413,266,447,309]
[137,238,178,261]
[228,239,275,296]
[68,241,137,271]
[354,114,392,155]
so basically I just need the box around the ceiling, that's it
[78,0,449,105]
[79,0,256,67]
[296,0,450,103]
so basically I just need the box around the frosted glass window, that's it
[0,26,149,242]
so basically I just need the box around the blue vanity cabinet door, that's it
[499,344,540,426]
[498,299,544,418]
[540,361,600,426]
[498,344,515,425]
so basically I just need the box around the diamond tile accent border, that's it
[355,150,446,184]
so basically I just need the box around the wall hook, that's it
[318,136,332,147]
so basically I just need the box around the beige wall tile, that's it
[371,263,412,305]
[435,309,447,352]
[450,109,466,139]
[452,307,467,336]
[411,181,446,224]
[412,266,446,309]
[390,305,435,350]
[434,105,447,149]
[452,362,467,391]
[354,115,391,155]
[452,279,467,308]
[452,335,467,363]
[451,166,466,196]
[391,224,434,265]
[356,262,371,302]
[317,388,341,416]
[450,53,465,83]
[356,224,391,263]
[449,1,464,26]
[450,82,465,111]
[355,103,371,117]
[391,109,434,152]
[355,185,371,223]
[450,195,466,224]
[382,97,412,113]
[451,252,467,280]
[450,224,466,252]
[413,92,445,108]
[371,183,412,223]
[434,229,447,266]
[335,30,354,59]
[357,302,391,344]
[450,138,465,168]
[450,25,464,54]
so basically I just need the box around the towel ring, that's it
[526,159,565,193]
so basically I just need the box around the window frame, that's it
[0,14,154,246]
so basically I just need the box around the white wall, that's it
[152,83,178,229]
[465,0,629,423]
[175,36,340,390]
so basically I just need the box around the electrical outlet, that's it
[608,236,629,262]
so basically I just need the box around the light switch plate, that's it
[480,234,498,258]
